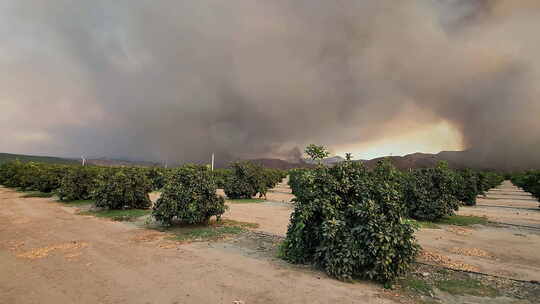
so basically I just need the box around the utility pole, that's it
[211,153,215,171]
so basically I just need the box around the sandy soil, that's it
[458,181,540,228]
[0,186,394,304]
[416,225,540,281]
[423,182,540,281]
[223,202,293,236]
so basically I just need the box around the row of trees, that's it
[0,160,286,224]
[511,171,540,203]
[289,164,504,222]
[282,146,504,283]
[223,162,286,199]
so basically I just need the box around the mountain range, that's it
[0,150,531,172]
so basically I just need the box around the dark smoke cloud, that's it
[1,0,539,169]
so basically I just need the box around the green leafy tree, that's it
[512,171,540,204]
[212,169,232,189]
[223,161,266,199]
[153,165,227,225]
[94,168,152,210]
[405,162,460,221]
[305,144,330,164]
[281,159,419,283]
[457,169,479,206]
[57,166,100,201]
[146,167,167,191]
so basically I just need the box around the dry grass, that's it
[16,241,89,260]
[447,226,473,236]
[450,247,494,259]
[419,250,480,272]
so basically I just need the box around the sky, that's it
[1,1,539,167]
[337,121,463,160]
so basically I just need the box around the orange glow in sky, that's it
[336,121,464,160]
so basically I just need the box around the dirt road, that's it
[0,187,394,304]
[458,181,540,228]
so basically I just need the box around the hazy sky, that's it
[337,121,463,159]
[1,1,539,166]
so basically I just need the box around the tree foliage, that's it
[512,171,540,204]
[94,168,152,209]
[57,166,100,201]
[212,168,231,189]
[305,144,330,163]
[456,169,479,206]
[288,168,310,198]
[405,162,460,221]
[281,159,419,283]
[223,161,266,199]
[0,161,68,193]
[153,165,227,225]
[146,167,167,191]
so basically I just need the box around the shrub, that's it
[32,164,68,193]
[3,161,36,189]
[153,165,226,226]
[281,159,419,283]
[512,171,540,203]
[212,169,231,189]
[288,168,310,197]
[405,162,460,221]
[94,168,152,210]
[476,172,489,196]
[57,166,100,201]
[0,161,67,192]
[483,172,504,190]
[262,169,284,188]
[456,169,479,206]
[0,161,19,186]
[223,161,266,199]
[259,168,286,198]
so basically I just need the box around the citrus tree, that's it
[153,165,226,225]
[94,168,152,209]
[281,158,419,283]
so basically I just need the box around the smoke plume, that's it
[1,1,539,169]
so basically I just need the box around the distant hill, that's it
[1,150,530,171]
[362,152,448,170]
[249,158,314,170]
[0,153,78,165]
[85,157,161,167]
[0,153,160,167]
[360,150,523,172]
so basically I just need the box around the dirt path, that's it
[0,186,394,304]
[223,202,292,236]
[457,181,540,228]
[423,181,540,281]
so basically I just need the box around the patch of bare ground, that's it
[458,181,540,229]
